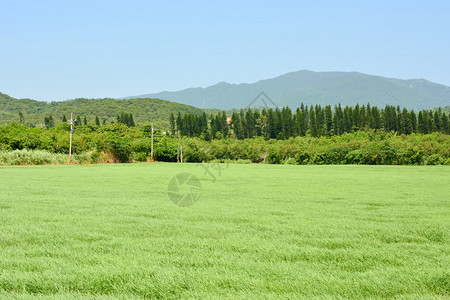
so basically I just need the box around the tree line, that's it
[173,104,449,139]
[41,112,135,129]
[1,121,448,165]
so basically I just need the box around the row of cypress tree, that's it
[172,104,449,139]
[45,113,135,128]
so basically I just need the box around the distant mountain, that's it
[0,92,204,127]
[123,70,450,110]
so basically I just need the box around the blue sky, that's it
[1,0,450,101]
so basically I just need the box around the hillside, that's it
[124,70,450,110]
[0,92,204,127]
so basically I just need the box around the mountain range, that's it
[1,70,449,127]
[123,70,450,110]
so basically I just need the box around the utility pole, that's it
[68,113,75,164]
[177,132,180,163]
[180,145,183,163]
[150,123,154,162]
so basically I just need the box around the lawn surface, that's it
[0,163,449,299]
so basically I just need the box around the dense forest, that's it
[175,104,449,139]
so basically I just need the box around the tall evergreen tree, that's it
[253,110,262,137]
[325,105,333,135]
[267,109,276,139]
[18,111,25,124]
[309,105,317,137]
[343,106,351,133]
[418,111,425,133]
[433,110,441,132]
[280,107,293,139]
[396,106,401,132]
[200,112,208,135]
[410,110,417,132]
[441,112,449,134]
[169,112,176,135]
[315,105,324,136]
[245,109,255,138]
[44,115,55,129]
[352,104,360,131]
[366,103,373,129]
[221,111,229,138]
[372,106,381,130]
[359,105,366,129]
[176,112,182,136]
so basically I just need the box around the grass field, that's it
[0,163,449,299]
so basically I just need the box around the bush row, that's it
[1,123,449,165]
[0,149,91,166]
[181,132,450,165]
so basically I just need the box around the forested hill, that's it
[124,70,450,110]
[0,92,204,127]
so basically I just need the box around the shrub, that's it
[424,154,445,165]
[110,142,132,163]
[0,149,66,165]
[183,138,207,162]
[295,151,311,165]
[323,146,351,164]
[132,152,148,162]
[267,145,282,164]
[90,151,101,164]
[283,157,297,165]
[345,150,363,164]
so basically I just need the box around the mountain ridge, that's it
[123,70,450,110]
[0,92,204,127]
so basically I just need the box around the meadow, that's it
[0,163,448,299]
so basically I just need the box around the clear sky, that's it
[1,0,450,102]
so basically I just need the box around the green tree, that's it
[19,112,25,124]
[372,106,381,130]
[325,105,333,135]
[169,112,176,135]
[245,109,255,138]
[309,106,317,137]
[44,116,55,129]
[418,111,426,133]
[441,112,449,134]
[176,112,182,136]
[433,110,441,132]
[129,114,135,127]
[352,104,360,131]
[410,110,417,132]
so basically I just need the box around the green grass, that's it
[0,163,448,299]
